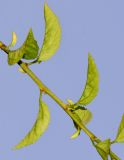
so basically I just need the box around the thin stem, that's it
[0,41,118,158]
[18,61,67,110]
[0,41,97,141]
[18,61,98,141]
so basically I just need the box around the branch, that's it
[0,41,117,159]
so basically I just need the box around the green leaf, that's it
[76,53,99,106]
[110,152,121,160]
[37,3,61,62]
[70,106,92,139]
[115,114,124,143]
[8,28,39,65]
[14,92,50,149]
[22,29,39,60]
[92,139,110,160]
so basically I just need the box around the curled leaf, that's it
[71,127,80,139]
[8,32,17,48]
[76,53,99,106]
[37,3,61,62]
[70,106,92,139]
[92,139,110,160]
[14,93,50,149]
[73,106,93,125]
[8,28,39,65]
[115,114,124,143]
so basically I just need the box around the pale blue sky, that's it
[0,0,124,159]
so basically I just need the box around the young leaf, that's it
[76,53,99,106]
[73,107,93,125]
[92,139,110,160]
[22,29,39,60]
[8,29,39,65]
[67,99,74,105]
[37,3,61,62]
[110,152,121,160]
[7,32,17,48]
[115,114,124,143]
[71,126,80,139]
[70,106,92,139]
[14,93,50,149]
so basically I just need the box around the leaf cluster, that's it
[8,3,61,66]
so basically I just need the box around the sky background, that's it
[0,0,124,159]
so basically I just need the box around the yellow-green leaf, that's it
[8,29,39,65]
[92,139,110,160]
[14,93,50,149]
[67,99,74,105]
[96,148,108,160]
[8,49,24,65]
[96,139,110,154]
[8,32,17,48]
[77,53,99,106]
[73,107,92,125]
[115,114,124,143]
[71,126,80,139]
[70,106,92,139]
[37,3,61,62]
